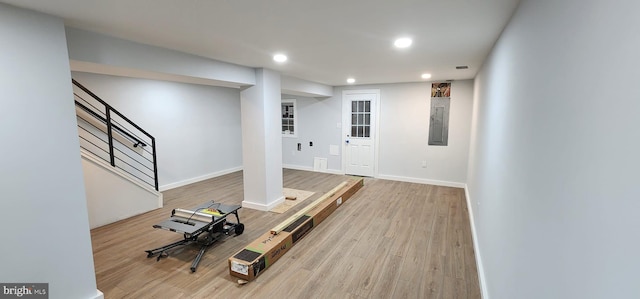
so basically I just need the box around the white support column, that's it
[0,4,101,298]
[240,68,284,210]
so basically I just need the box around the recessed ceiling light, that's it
[394,37,413,48]
[347,78,355,84]
[273,54,288,63]
[421,73,432,79]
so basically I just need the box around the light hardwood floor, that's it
[90,169,480,298]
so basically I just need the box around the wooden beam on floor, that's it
[271,181,348,235]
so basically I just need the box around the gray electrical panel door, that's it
[428,97,450,146]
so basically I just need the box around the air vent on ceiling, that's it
[456,66,469,69]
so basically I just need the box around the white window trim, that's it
[281,99,297,138]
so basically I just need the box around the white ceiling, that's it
[2,0,520,86]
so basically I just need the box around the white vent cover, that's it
[313,157,328,171]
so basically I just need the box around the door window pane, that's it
[350,100,372,138]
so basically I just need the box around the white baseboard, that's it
[465,184,488,299]
[376,174,466,188]
[283,164,343,175]
[159,166,243,191]
[90,290,104,299]
[242,195,285,211]
[157,192,164,208]
[160,165,346,193]
[323,168,344,175]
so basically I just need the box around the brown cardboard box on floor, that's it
[228,178,364,282]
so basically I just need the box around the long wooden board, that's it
[270,181,348,235]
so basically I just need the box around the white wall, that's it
[71,72,243,190]
[467,1,640,298]
[0,4,100,299]
[281,75,333,97]
[375,81,473,186]
[82,153,162,229]
[282,81,474,186]
[281,94,344,172]
[66,27,255,88]
[340,82,473,185]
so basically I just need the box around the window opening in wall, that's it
[281,99,297,137]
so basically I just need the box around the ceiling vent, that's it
[456,66,469,69]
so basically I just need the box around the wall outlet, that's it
[421,160,427,168]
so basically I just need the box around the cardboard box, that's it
[311,178,363,225]
[228,178,364,281]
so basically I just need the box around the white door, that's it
[343,90,379,177]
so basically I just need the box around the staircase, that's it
[73,79,162,228]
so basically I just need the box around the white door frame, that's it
[341,89,381,177]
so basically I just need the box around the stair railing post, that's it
[152,136,159,191]
[105,108,116,167]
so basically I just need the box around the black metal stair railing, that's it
[73,79,159,191]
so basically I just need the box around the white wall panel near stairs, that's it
[81,150,162,228]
